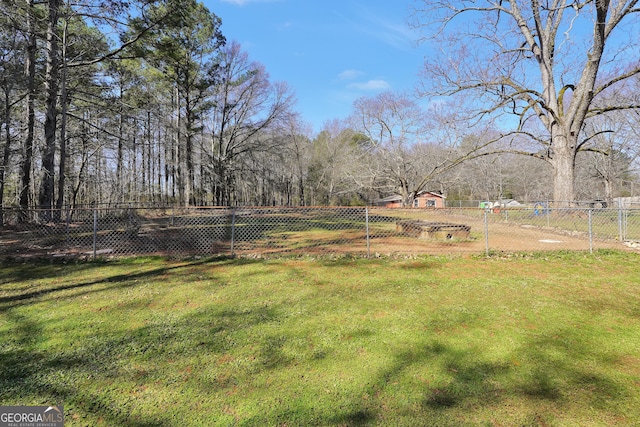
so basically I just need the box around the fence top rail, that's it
[4,205,640,212]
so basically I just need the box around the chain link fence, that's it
[1,206,639,259]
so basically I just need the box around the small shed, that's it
[375,191,446,209]
[376,195,404,208]
[414,192,446,208]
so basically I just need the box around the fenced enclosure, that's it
[1,206,639,259]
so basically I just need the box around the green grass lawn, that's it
[1,251,640,426]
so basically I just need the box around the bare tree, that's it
[574,112,640,202]
[350,92,501,205]
[206,42,295,205]
[412,0,640,206]
[280,114,312,206]
[351,92,428,206]
[306,119,367,205]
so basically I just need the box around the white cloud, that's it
[338,69,365,80]
[347,79,392,91]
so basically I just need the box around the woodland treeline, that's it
[1,0,639,221]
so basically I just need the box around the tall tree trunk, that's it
[70,134,89,216]
[298,176,305,206]
[145,110,152,202]
[131,121,138,203]
[213,159,227,206]
[156,126,162,203]
[1,88,11,226]
[199,144,205,206]
[116,86,125,201]
[550,129,578,208]
[94,148,101,204]
[185,91,194,207]
[141,120,147,202]
[20,0,37,219]
[164,126,172,203]
[39,0,61,219]
[293,141,305,206]
[55,82,67,213]
[172,87,181,203]
[55,16,69,217]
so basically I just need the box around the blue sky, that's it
[207,0,425,133]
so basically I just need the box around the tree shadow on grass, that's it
[3,323,632,426]
[360,328,633,425]
[0,257,253,310]
[326,409,376,426]
[418,341,511,410]
[0,282,284,426]
[0,310,164,426]
[0,261,98,285]
[514,326,629,407]
[2,257,636,426]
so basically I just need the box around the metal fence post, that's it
[65,206,71,245]
[484,208,490,256]
[546,202,551,228]
[618,206,624,242]
[588,208,593,254]
[93,208,98,259]
[365,207,370,258]
[624,209,629,241]
[230,208,236,256]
